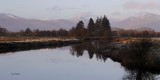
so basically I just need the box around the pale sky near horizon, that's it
[0,0,160,20]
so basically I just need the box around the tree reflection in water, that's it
[122,69,159,80]
[70,40,112,61]
[70,40,160,80]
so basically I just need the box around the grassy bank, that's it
[0,37,81,53]
[98,37,160,74]
[114,37,160,44]
[0,37,78,42]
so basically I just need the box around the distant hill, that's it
[0,13,75,31]
[111,13,160,31]
[135,27,155,32]
[1,13,160,32]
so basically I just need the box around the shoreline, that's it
[96,42,160,74]
[0,39,82,53]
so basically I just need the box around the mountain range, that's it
[0,13,77,31]
[111,13,160,31]
[0,13,160,32]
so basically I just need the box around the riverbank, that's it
[0,37,112,53]
[0,39,81,53]
[96,39,160,74]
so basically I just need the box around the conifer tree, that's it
[102,15,112,38]
[76,21,84,29]
[69,27,76,37]
[0,26,8,36]
[24,28,32,36]
[95,17,103,36]
[87,18,95,36]
[102,15,111,32]
[75,21,86,39]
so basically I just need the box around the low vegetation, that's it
[117,37,160,73]
[0,37,77,43]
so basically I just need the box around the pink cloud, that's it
[123,1,159,9]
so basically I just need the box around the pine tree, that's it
[76,21,84,29]
[102,15,111,32]
[87,18,95,37]
[0,26,8,36]
[95,17,103,36]
[69,27,76,37]
[102,15,112,38]
[24,28,32,36]
[75,21,86,39]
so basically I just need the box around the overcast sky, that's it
[0,0,160,20]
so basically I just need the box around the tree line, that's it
[0,27,68,37]
[1,15,159,38]
[0,15,112,39]
[115,29,159,37]
[69,16,112,39]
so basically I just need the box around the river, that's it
[0,41,160,80]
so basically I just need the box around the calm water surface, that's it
[0,46,125,80]
[1,40,160,80]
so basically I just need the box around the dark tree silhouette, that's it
[57,28,68,37]
[69,27,76,37]
[87,18,95,37]
[24,28,32,36]
[0,26,8,36]
[75,21,86,39]
[102,16,112,38]
[94,17,102,36]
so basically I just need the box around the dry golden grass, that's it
[0,37,77,43]
[114,37,160,44]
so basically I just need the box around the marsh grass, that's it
[119,37,160,73]
[0,37,76,43]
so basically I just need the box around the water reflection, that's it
[122,69,159,80]
[1,39,160,80]
[69,40,160,80]
[70,40,112,62]
[0,44,124,80]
